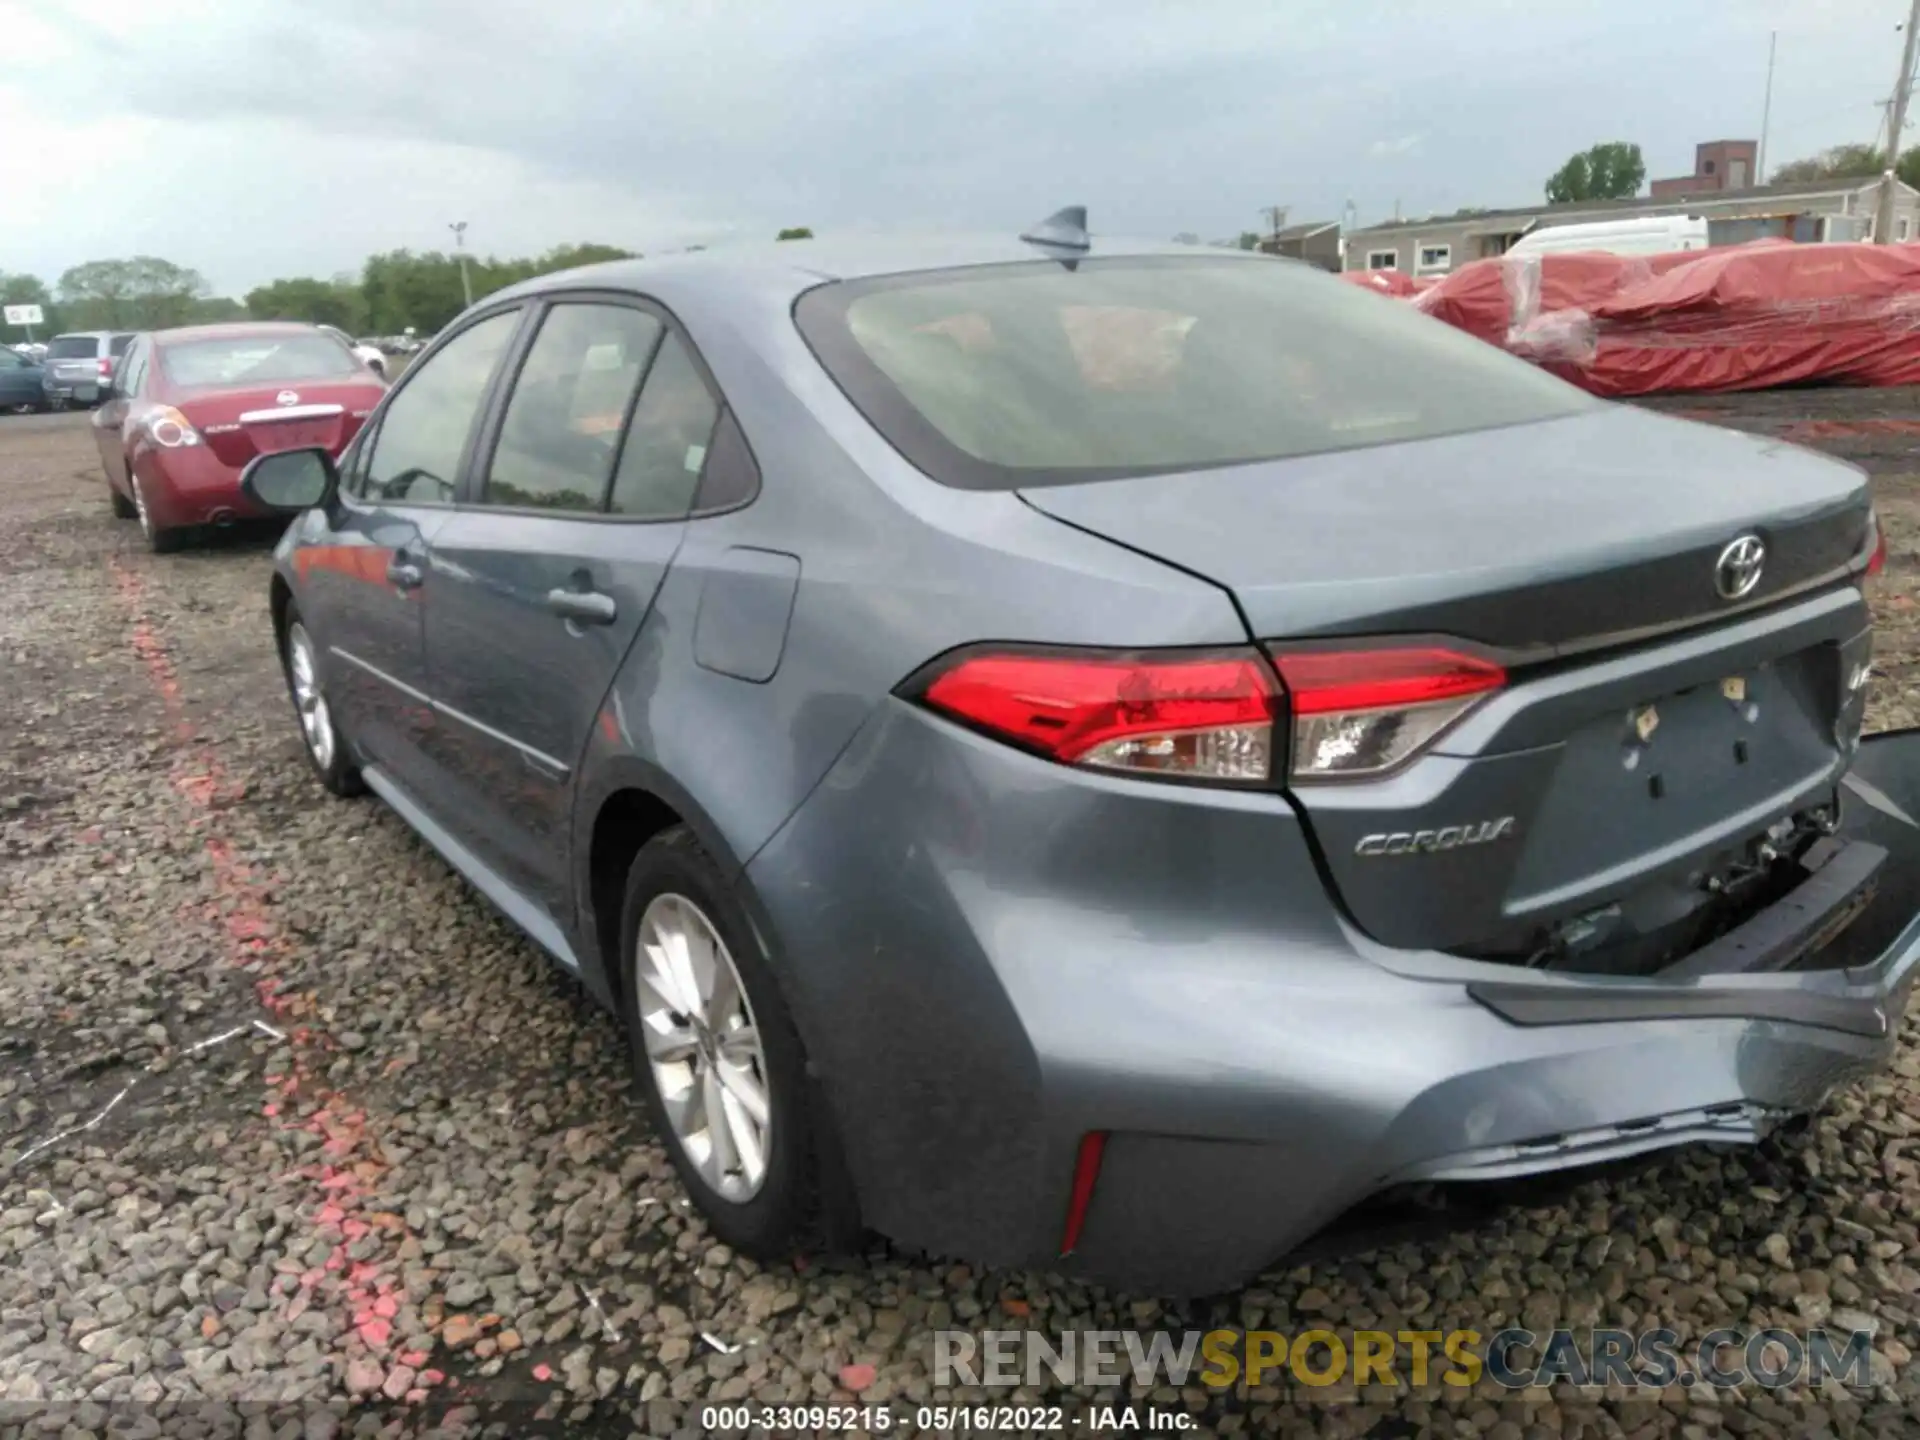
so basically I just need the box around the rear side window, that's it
[109,334,134,357]
[47,335,99,359]
[795,256,1596,489]
[483,303,662,512]
[361,310,520,506]
[608,333,720,519]
[119,339,148,395]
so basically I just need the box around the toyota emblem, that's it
[1714,534,1766,600]
[276,390,300,406]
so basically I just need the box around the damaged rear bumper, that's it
[748,706,1920,1298]
[1383,726,1920,1185]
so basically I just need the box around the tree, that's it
[56,256,209,328]
[1770,144,1885,184]
[185,297,247,323]
[246,276,367,331]
[360,250,472,334]
[1235,231,1262,250]
[0,273,58,333]
[1770,143,1920,190]
[1544,142,1646,204]
[530,242,635,272]
[776,227,814,240]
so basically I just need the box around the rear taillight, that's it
[914,647,1278,783]
[98,357,114,377]
[1270,646,1505,780]
[146,406,202,448]
[910,643,1505,786]
[1865,508,1888,578]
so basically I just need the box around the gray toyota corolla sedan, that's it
[241,214,1920,1296]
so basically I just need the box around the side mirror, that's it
[240,446,339,512]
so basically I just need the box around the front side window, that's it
[362,309,520,506]
[794,256,1593,490]
[483,303,662,512]
[608,332,720,519]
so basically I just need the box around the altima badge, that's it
[1355,817,1517,857]
[276,390,300,406]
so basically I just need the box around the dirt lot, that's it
[2,400,1919,1438]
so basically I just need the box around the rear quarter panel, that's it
[569,281,1250,978]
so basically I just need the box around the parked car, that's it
[0,345,46,414]
[41,330,135,407]
[315,323,389,379]
[93,323,386,552]
[237,224,1920,1296]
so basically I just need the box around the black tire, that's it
[277,608,365,797]
[619,827,828,1257]
[146,521,186,554]
[109,480,136,519]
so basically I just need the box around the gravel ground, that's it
[3,407,1920,1438]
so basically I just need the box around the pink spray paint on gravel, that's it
[114,560,435,1398]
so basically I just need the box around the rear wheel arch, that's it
[269,575,293,639]
[586,785,686,1014]
[580,768,789,1014]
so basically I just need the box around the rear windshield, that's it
[794,256,1596,489]
[46,336,101,359]
[159,334,361,389]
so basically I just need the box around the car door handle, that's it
[387,556,425,590]
[546,588,617,625]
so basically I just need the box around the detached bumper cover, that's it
[747,715,1920,1297]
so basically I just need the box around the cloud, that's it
[1369,134,1424,159]
[0,0,1902,292]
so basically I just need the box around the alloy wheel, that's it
[286,623,336,771]
[633,893,772,1202]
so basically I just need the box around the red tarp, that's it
[1394,240,1920,396]
[1338,268,1433,298]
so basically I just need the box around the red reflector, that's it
[920,649,1276,765]
[1868,521,1888,578]
[1272,647,1506,715]
[1059,1131,1107,1257]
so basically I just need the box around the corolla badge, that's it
[1715,534,1766,601]
[276,390,300,406]
[1355,816,1516,857]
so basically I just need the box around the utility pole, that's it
[449,221,474,308]
[1757,30,1777,184]
[1873,0,1920,242]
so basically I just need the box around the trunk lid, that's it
[183,381,384,468]
[1021,407,1875,966]
[1019,408,1866,653]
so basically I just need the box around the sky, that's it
[0,0,1910,299]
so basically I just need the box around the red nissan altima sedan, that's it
[91,323,387,552]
